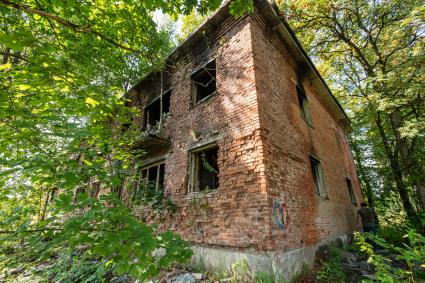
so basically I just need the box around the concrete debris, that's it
[166,273,196,283]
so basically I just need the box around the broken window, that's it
[192,60,216,104]
[141,162,165,191]
[346,178,356,205]
[188,145,219,192]
[296,85,312,124]
[144,90,171,128]
[310,156,327,197]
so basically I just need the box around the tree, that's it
[0,0,253,280]
[282,0,425,224]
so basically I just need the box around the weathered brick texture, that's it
[130,2,363,254]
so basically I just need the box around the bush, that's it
[355,229,425,282]
[317,248,346,282]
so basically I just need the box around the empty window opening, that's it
[189,145,219,192]
[310,156,327,197]
[162,90,171,114]
[192,60,216,104]
[144,90,171,128]
[296,85,311,123]
[346,178,357,205]
[141,162,165,191]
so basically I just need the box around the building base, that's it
[191,234,351,282]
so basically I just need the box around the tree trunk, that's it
[375,112,417,222]
[388,110,425,212]
[2,47,10,64]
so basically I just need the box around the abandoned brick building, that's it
[127,0,363,279]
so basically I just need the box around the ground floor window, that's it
[346,177,357,205]
[141,162,165,191]
[309,155,327,197]
[188,144,219,192]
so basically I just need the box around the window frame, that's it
[296,84,312,125]
[188,143,219,193]
[309,155,328,198]
[345,177,357,205]
[143,89,172,129]
[140,161,166,192]
[191,59,217,106]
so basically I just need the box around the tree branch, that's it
[0,0,147,56]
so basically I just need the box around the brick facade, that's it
[129,0,363,260]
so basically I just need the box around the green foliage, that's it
[317,248,346,283]
[227,259,252,283]
[131,181,177,213]
[229,0,254,17]
[1,192,193,280]
[284,0,425,224]
[0,0,251,281]
[44,252,109,283]
[201,155,218,174]
[355,230,425,282]
[255,271,286,283]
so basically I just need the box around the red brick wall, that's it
[133,17,273,250]
[131,11,363,253]
[250,13,363,252]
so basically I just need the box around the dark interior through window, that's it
[141,163,165,191]
[192,60,216,103]
[296,85,308,121]
[346,178,356,204]
[144,90,171,128]
[196,147,219,191]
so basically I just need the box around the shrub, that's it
[317,248,346,282]
[355,229,425,282]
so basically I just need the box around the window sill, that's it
[316,195,329,201]
[186,189,219,199]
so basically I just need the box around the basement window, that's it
[141,162,165,191]
[310,156,327,197]
[296,85,312,124]
[346,178,357,205]
[144,90,171,128]
[192,60,216,104]
[188,145,219,192]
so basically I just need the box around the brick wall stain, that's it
[129,13,363,253]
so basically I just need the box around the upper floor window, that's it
[346,178,357,205]
[144,90,171,128]
[310,156,327,198]
[192,59,216,104]
[188,144,219,193]
[296,85,312,124]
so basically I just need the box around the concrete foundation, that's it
[191,234,351,282]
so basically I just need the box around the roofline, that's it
[129,0,350,128]
[265,1,350,123]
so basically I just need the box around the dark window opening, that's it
[192,60,216,104]
[346,178,356,205]
[144,90,171,128]
[189,145,219,192]
[141,162,165,191]
[296,85,311,123]
[310,156,327,197]
[162,91,170,114]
